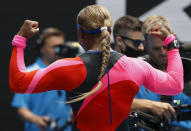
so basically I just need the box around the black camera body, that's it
[54,41,80,58]
[128,105,191,131]
[46,117,72,131]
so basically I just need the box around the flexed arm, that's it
[129,24,183,95]
[9,20,86,93]
[142,25,183,95]
[141,49,183,95]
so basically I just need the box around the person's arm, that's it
[9,20,86,94]
[12,92,50,130]
[131,99,153,111]
[141,48,183,95]
[130,25,183,95]
[17,108,50,130]
[131,98,176,122]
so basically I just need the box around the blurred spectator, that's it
[11,28,72,131]
[113,15,145,57]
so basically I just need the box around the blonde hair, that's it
[66,5,113,103]
[142,15,173,40]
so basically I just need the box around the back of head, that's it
[77,5,113,33]
[142,15,173,41]
[113,15,142,41]
[77,5,113,80]
[67,5,113,103]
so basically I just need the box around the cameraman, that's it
[11,28,72,131]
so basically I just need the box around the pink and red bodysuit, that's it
[9,35,183,131]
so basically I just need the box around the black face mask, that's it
[122,45,146,58]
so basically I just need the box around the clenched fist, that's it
[17,20,39,39]
[151,24,172,41]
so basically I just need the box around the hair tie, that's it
[100,27,108,32]
[77,24,111,34]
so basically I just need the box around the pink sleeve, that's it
[138,49,183,95]
[9,36,87,94]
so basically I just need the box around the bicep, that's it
[11,57,87,93]
[32,62,87,93]
[142,60,182,95]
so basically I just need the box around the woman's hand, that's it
[17,20,39,39]
[151,24,172,41]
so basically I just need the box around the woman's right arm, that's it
[135,25,183,95]
[139,49,183,95]
[128,48,183,96]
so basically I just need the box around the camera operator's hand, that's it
[149,101,176,123]
[151,24,172,41]
[33,116,50,131]
[17,20,39,39]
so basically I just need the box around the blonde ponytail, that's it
[66,30,111,103]
[98,30,111,81]
[66,5,113,103]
